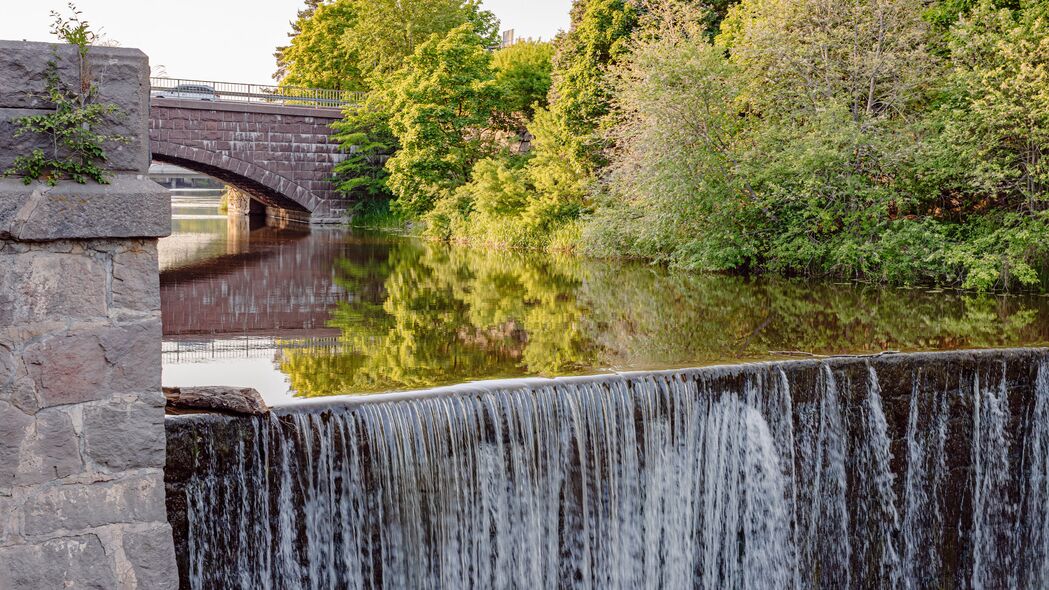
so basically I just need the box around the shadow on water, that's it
[159,195,1049,403]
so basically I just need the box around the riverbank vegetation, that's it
[277,0,1049,291]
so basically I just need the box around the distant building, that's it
[501,29,515,48]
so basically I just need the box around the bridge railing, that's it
[150,77,363,108]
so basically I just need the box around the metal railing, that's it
[150,77,364,108]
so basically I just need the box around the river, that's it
[160,194,1049,405]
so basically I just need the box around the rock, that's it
[83,399,166,471]
[164,386,269,416]
[15,408,84,485]
[22,473,167,536]
[0,402,33,488]
[0,535,118,590]
[122,525,179,590]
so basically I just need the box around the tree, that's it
[277,0,364,90]
[274,0,324,82]
[383,24,505,216]
[942,0,1049,209]
[492,40,555,125]
[520,0,641,232]
[343,0,497,79]
[586,4,752,268]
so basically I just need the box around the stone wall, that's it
[0,41,177,588]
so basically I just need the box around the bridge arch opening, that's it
[151,144,313,223]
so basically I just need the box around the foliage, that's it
[276,0,364,90]
[343,0,497,79]
[382,24,506,216]
[4,4,127,186]
[939,0,1049,210]
[274,0,324,82]
[492,41,555,124]
[331,92,397,200]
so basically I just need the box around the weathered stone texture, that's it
[150,99,351,223]
[22,473,167,536]
[0,41,150,173]
[0,534,118,590]
[84,399,166,471]
[122,525,179,590]
[0,39,176,589]
[0,177,171,241]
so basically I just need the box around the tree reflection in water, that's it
[279,238,1047,397]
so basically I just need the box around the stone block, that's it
[23,320,161,408]
[0,535,118,590]
[0,176,171,241]
[15,408,83,485]
[0,249,107,325]
[0,42,151,172]
[123,525,178,590]
[112,242,160,312]
[0,401,33,489]
[84,399,165,471]
[0,42,79,108]
[22,472,167,535]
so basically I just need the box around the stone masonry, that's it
[0,41,177,588]
[149,99,348,224]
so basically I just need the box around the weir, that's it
[166,348,1049,589]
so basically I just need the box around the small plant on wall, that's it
[4,3,129,186]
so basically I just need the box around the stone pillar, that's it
[0,41,177,588]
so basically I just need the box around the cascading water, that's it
[165,350,1049,589]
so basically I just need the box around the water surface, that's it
[160,195,1049,405]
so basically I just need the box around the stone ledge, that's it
[0,176,171,241]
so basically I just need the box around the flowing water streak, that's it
[970,363,1016,589]
[1023,360,1049,587]
[181,373,800,589]
[860,366,902,588]
[175,353,1049,589]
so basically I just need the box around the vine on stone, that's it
[4,4,129,186]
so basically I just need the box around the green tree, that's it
[526,0,640,210]
[344,0,497,79]
[383,24,505,216]
[274,0,324,82]
[492,40,555,124]
[277,0,364,90]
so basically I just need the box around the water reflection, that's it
[161,195,1049,404]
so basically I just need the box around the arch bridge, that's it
[149,78,363,224]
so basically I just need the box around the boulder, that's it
[163,386,269,416]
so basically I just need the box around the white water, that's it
[175,356,1049,589]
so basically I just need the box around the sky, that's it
[0,0,572,83]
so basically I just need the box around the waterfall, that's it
[165,350,1049,589]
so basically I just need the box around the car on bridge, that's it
[151,83,218,101]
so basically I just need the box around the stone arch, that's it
[150,140,315,215]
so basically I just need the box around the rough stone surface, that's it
[15,408,83,485]
[23,320,161,407]
[0,176,170,241]
[112,242,160,312]
[164,385,270,416]
[23,473,167,536]
[150,99,350,223]
[0,41,149,172]
[0,402,33,489]
[0,39,176,589]
[0,248,108,324]
[84,400,166,471]
[123,525,179,590]
[0,535,119,590]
